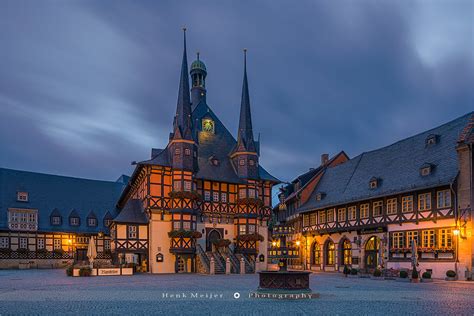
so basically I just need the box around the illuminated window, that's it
[213,192,219,201]
[221,193,227,203]
[239,159,245,166]
[173,181,182,191]
[343,239,352,265]
[439,228,452,248]
[204,191,211,201]
[360,204,369,218]
[373,201,383,216]
[437,190,451,208]
[327,209,334,222]
[391,232,404,248]
[248,189,256,198]
[309,213,317,225]
[337,208,346,222]
[422,230,435,248]
[418,193,431,211]
[406,231,419,247]
[184,148,191,156]
[17,192,28,202]
[318,211,326,224]
[402,196,413,213]
[239,225,247,235]
[311,242,320,265]
[128,226,137,239]
[326,241,335,265]
[348,206,356,220]
[174,148,181,155]
[104,240,111,250]
[239,189,246,199]
[386,198,397,215]
[53,239,61,250]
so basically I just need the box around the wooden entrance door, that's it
[75,249,87,262]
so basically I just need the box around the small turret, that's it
[190,52,207,107]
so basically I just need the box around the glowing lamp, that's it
[453,229,460,236]
[295,240,301,247]
[272,241,277,247]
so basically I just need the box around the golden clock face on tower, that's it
[202,119,215,133]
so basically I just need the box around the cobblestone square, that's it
[0,270,473,315]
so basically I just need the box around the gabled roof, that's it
[0,168,125,233]
[299,112,473,212]
[113,199,148,224]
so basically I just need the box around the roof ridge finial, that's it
[182,26,187,50]
[197,51,200,61]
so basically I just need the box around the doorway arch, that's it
[311,242,321,265]
[364,236,380,269]
[340,238,352,266]
[206,229,222,252]
[324,239,335,266]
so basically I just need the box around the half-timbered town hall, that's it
[0,30,279,273]
[275,112,473,280]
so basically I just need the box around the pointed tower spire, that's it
[237,48,256,152]
[173,27,193,140]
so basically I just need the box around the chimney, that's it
[321,154,329,166]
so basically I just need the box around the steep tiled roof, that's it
[113,199,148,224]
[299,112,473,212]
[0,168,126,233]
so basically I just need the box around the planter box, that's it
[121,267,133,275]
[421,253,435,259]
[438,253,453,259]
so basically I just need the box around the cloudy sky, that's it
[0,0,472,185]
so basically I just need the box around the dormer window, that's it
[174,148,181,155]
[70,217,80,226]
[249,159,255,166]
[369,177,379,189]
[316,192,325,201]
[17,192,28,202]
[420,163,433,176]
[184,148,191,156]
[87,218,97,227]
[425,134,439,147]
[51,216,61,226]
[104,219,112,227]
[239,159,245,166]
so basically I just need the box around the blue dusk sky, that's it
[0,0,472,184]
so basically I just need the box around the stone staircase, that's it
[235,253,255,274]
[206,251,225,274]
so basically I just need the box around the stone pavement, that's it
[0,269,472,315]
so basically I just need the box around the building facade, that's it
[111,31,279,274]
[275,113,473,280]
[0,168,126,269]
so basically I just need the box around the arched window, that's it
[364,236,380,269]
[325,240,335,265]
[342,239,352,265]
[311,242,321,265]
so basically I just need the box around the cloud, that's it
[0,0,472,183]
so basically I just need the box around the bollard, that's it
[210,257,215,275]
[240,258,245,275]
[226,258,231,275]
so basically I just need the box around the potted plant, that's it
[66,266,74,277]
[343,265,350,277]
[396,270,409,282]
[372,268,382,279]
[445,270,457,281]
[349,268,358,277]
[411,269,419,283]
[421,271,432,282]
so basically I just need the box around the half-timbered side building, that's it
[0,168,125,268]
[114,30,279,274]
[276,113,473,280]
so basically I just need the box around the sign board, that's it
[98,268,121,276]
